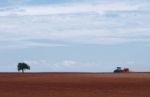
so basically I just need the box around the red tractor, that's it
[123,68,129,72]
[114,67,129,73]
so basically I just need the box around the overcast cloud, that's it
[0,0,149,48]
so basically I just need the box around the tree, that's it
[18,62,30,73]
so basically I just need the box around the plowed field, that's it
[0,73,150,97]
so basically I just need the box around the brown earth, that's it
[0,72,150,97]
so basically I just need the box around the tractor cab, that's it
[114,67,123,73]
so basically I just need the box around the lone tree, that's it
[18,62,30,73]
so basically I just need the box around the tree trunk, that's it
[22,69,24,73]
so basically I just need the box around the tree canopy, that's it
[18,62,30,73]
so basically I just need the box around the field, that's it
[0,73,150,97]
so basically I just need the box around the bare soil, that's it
[0,72,150,97]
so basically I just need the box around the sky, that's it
[0,0,150,72]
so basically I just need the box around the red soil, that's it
[0,73,150,97]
